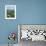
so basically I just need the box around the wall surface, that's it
[17,0,46,24]
[0,0,46,44]
[0,0,17,44]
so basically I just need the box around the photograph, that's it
[18,24,46,46]
[5,5,16,19]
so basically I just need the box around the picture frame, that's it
[5,5,16,19]
[18,24,46,42]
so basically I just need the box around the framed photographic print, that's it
[18,24,46,42]
[5,5,16,19]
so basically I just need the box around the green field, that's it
[7,9,15,18]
